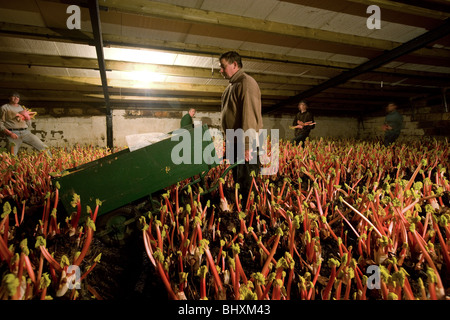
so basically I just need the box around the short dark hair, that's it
[10,91,20,98]
[388,102,397,107]
[219,51,243,68]
[299,100,308,107]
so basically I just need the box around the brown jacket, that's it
[221,69,263,149]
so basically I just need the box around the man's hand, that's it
[4,129,18,139]
[16,110,37,121]
[290,121,315,130]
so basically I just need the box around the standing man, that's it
[382,102,403,146]
[383,102,403,147]
[0,91,49,156]
[180,107,196,129]
[219,51,263,201]
[292,100,315,145]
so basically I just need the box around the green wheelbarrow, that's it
[54,125,229,219]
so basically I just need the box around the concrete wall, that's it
[1,104,447,151]
[358,101,450,142]
[357,114,425,141]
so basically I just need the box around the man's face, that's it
[189,109,196,117]
[219,59,238,80]
[387,103,396,113]
[10,95,20,104]
[299,103,307,112]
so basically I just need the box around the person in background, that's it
[180,107,196,129]
[0,91,49,156]
[219,51,263,204]
[382,102,403,146]
[292,100,315,145]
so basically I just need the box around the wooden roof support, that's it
[264,17,450,114]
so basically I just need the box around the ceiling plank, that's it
[264,17,450,114]
[279,0,447,27]
[100,0,448,59]
[2,21,449,71]
[344,0,450,19]
[0,51,447,85]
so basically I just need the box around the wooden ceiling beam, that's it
[346,0,450,18]
[100,0,449,60]
[0,51,448,91]
[2,20,449,72]
[279,0,448,27]
[264,17,450,114]
[0,22,356,70]
[0,72,301,97]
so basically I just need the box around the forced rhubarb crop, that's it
[0,139,449,300]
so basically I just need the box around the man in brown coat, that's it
[219,51,263,203]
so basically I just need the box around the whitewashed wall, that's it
[0,110,364,150]
[4,107,442,151]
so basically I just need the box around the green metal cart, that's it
[54,125,221,218]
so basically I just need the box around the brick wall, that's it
[358,96,450,142]
[1,102,447,152]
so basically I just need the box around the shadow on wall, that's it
[200,117,212,126]
[270,117,286,139]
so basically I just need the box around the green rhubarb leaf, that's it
[328,258,340,268]
[153,248,164,264]
[70,193,80,207]
[35,236,46,248]
[39,273,51,289]
[199,239,209,254]
[231,243,240,255]
[94,253,102,263]
[197,265,208,278]
[3,273,19,297]
[1,202,11,219]
[276,257,290,270]
[20,239,30,256]
[240,284,257,300]
[387,292,398,300]
[179,272,189,283]
[417,277,425,289]
[86,217,96,231]
[426,267,438,284]
[74,251,81,261]
[60,255,70,268]
[228,256,236,270]
[252,272,266,285]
